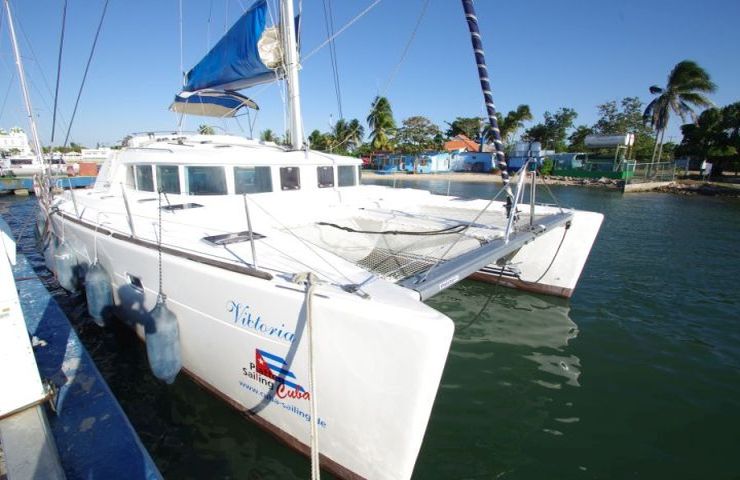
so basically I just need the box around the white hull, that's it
[47,212,453,480]
[472,210,604,297]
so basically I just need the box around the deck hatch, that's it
[161,203,203,211]
[202,231,266,246]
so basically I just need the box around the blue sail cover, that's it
[184,0,275,92]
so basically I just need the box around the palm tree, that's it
[345,119,365,151]
[367,96,395,151]
[644,60,716,162]
[496,105,533,144]
[198,124,215,135]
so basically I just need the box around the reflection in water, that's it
[428,280,581,387]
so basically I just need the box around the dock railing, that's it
[624,161,676,184]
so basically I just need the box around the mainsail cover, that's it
[184,0,277,92]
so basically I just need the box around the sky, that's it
[1,0,739,148]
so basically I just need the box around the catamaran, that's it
[10,0,603,478]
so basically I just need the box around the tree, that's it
[644,60,716,162]
[593,97,655,158]
[522,108,577,151]
[308,129,330,152]
[344,119,365,152]
[677,103,740,174]
[260,129,277,142]
[495,104,533,144]
[395,116,441,154]
[367,96,396,151]
[445,116,482,140]
[198,124,215,135]
[568,125,593,151]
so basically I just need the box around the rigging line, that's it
[303,0,382,62]
[179,0,183,79]
[11,6,71,132]
[206,0,212,51]
[381,0,429,94]
[321,0,342,118]
[328,0,342,119]
[321,0,429,152]
[243,193,369,291]
[0,72,16,123]
[532,221,570,284]
[51,0,67,143]
[63,0,110,148]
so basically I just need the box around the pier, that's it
[0,219,161,479]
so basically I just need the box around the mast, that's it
[280,0,304,150]
[460,0,514,216]
[4,0,47,176]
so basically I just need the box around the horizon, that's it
[1,0,738,147]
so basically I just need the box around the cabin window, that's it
[157,165,180,194]
[135,165,154,192]
[338,165,356,187]
[186,166,227,195]
[316,166,334,188]
[234,166,272,194]
[280,167,300,190]
[125,165,136,188]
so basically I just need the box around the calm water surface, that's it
[2,180,739,479]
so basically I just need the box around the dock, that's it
[0,217,161,479]
[0,176,96,195]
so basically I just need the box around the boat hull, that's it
[471,210,604,298]
[47,212,454,480]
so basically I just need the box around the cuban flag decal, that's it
[255,349,305,392]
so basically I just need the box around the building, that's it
[443,134,480,153]
[0,127,32,156]
[81,148,113,163]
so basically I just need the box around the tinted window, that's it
[157,165,180,194]
[234,166,272,194]
[186,166,227,195]
[280,167,300,190]
[317,166,334,188]
[135,165,154,191]
[338,165,356,187]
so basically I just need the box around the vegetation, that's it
[198,124,215,135]
[567,125,593,151]
[307,118,365,154]
[676,102,740,174]
[367,96,396,151]
[522,108,578,151]
[41,143,83,154]
[644,60,716,162]
[260,129,277,142]
[445,117,482,140]
[494,105,533,144]
[395,116,443,154]
[591,97,656,158]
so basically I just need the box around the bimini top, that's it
[169,90,258,118]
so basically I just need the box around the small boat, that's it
[9,0,603,477]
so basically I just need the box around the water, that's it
[2,181,739,479]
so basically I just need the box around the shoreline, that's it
[361,171,740,197]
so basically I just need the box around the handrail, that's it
[504,160,530,243]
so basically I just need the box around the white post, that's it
[280,0,304,150]
[4,0,47,178]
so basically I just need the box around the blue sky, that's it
[1,0,739,147]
